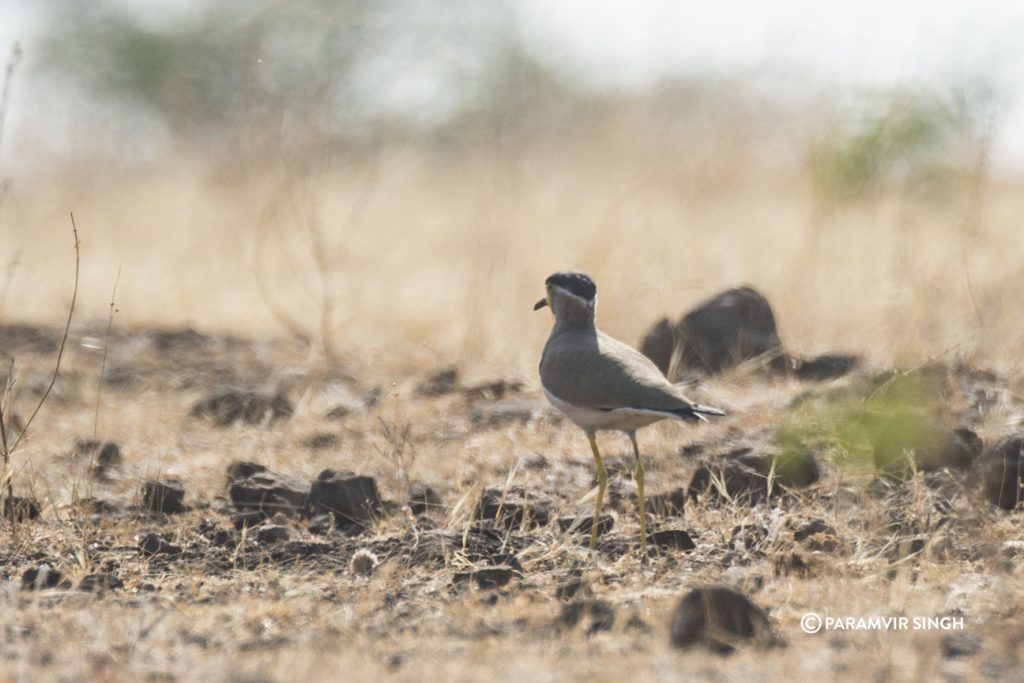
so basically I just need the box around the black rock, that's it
[641,287,786,379]
[229,470,309,520]
[670,586,774,653]
[226,460,268,484]
[307,514,335,536]
[76,498,121,516]
[555,578,586,601]
[301,432,338,451]
[416,367,458,397]
[452,566,521,590]
[647,488,686,517]
[730,524,768,550]
[476,487,552,529]
[557,599,616,635]
[142,480,187,514]
[79,573,124,593]
[648,529,696,551]
[558,515,614,537]
[255,524,290,544]
[469,401,537,429]
[21,564,70,591]
[688,448,818,505]
[76,440,122,478]
[150,328,208,351]
[307,470,382,528]
[637,318,677,379]
[793,354,859,381]
[139,533,183,556]
[3,496,41,522]
[189,388,293,427]
[793,520,840,552]
[978,435,1024,510]
[408,483,443,515]
[941,632,982,659]
[462,379,523,401]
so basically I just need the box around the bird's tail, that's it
[671,403,726,422]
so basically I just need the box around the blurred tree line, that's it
[30,0,996,202]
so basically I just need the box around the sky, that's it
[2,0,1024,168]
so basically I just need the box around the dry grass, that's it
[1,120,1023,681]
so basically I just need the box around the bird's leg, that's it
[587,432,607,553]
[628,431,648,564]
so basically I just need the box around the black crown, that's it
[546,271,596,301]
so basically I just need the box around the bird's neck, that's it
[552,305,596,332]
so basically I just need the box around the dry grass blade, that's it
[7,214,80,455]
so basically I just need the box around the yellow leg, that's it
[629,432,648,564]
[587,432,607,553]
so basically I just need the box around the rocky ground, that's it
[0,316,1022,682]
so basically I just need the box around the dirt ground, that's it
[1,322,1022,683]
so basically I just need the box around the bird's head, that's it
[534,271,597,320]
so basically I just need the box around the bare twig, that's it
[92,267,121,442]
[0,250,20,319]
[0,42,23,163]
[1,214,79,529]
[7,214,79,455]
[958,115,996,332]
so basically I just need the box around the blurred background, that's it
[1,1,1023,380]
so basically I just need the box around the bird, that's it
[534,270,725,562]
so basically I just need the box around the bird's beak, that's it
[533,297,548,311]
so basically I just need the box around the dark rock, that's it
[301,432,338,451]
[647,488,686,517]
[793,520,840,552]
[793,354,859,381]
[641,287,786,379]
[730,524,768,550]
[469,401,538,428]
[307,514,334,536]
[416,367,458,397]
[648,529,696,551]
[638,318,677,379]
[452,566,521,590]
[78,573,124,593]
[189,388,293,427]
[142,480,186,514]
[557,599,616,635]
[462,379,523,401]
[324,405,354,421]
[793,519,832,542]
[0,324,59,353]
[229,470,309,520]
[226,461,267,485]
[555,578,586,601]
[139,533,183,556]
[476,487,552,529]
[307,470,382,528]
[150,328,208,351]
[923,427,983,471]
[408,484,443,515]
[21,564,70,591]
[978,435,1024,509]
[670,586,774,652]
[688,447,818,506]
[255,524,290,544]
[76,498,121,516]
[558,515,614,537]
[941,632,982,659]
[76,440,122,479]
[3,496,41,522]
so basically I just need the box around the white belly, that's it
[542,387,669,433]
